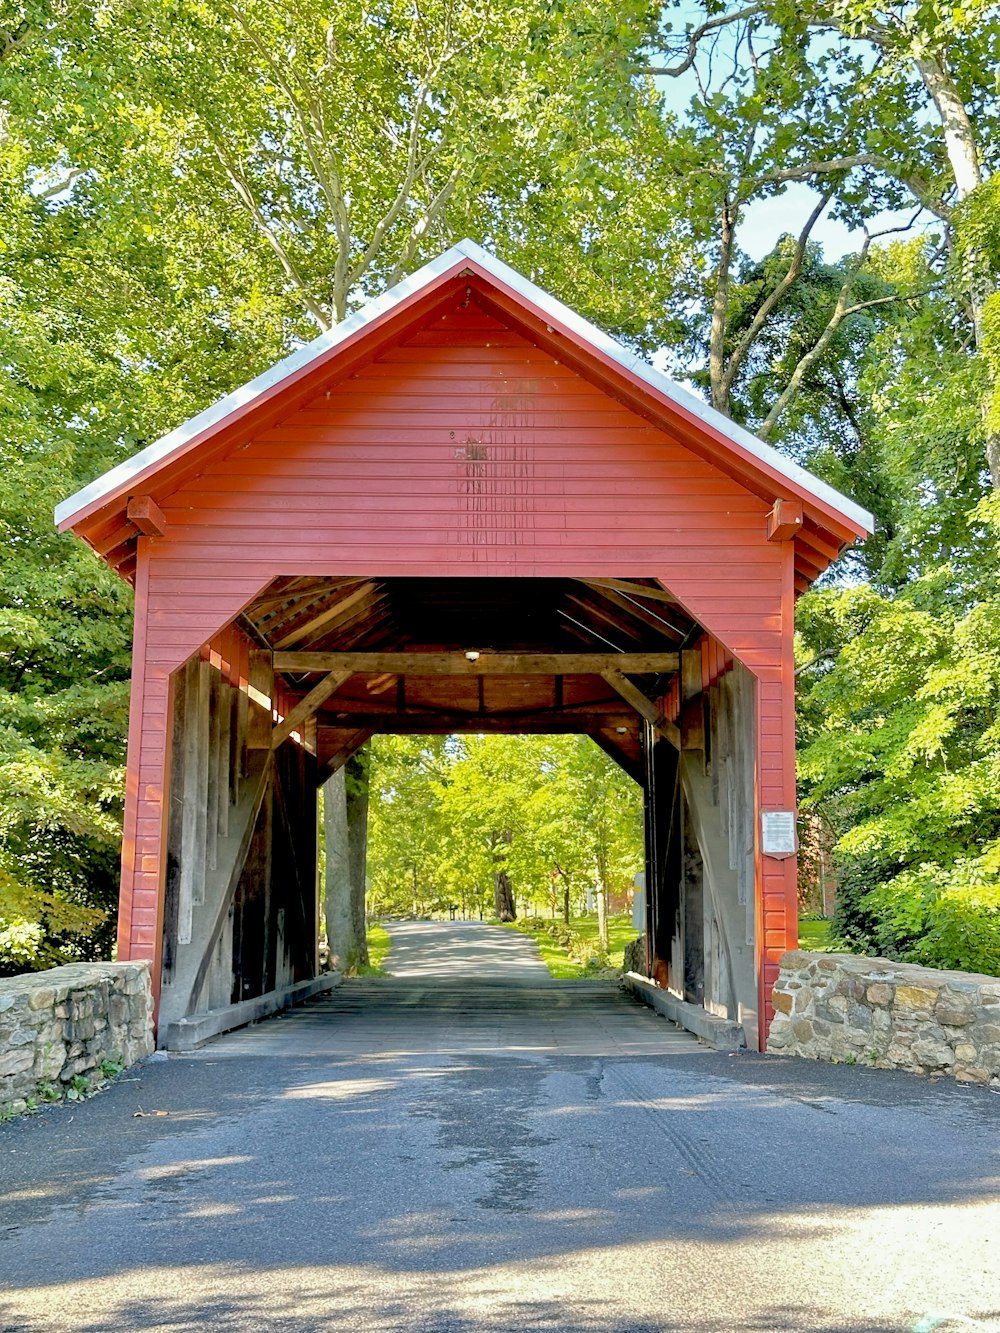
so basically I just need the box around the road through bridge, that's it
[2,922,998,1333]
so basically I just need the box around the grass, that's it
[798,914,852,952]
[360,921,392,975]
[508,911,640,980]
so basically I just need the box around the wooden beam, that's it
[564,591,648,645]
[680,649,705,751]
[767,498,804,542]
[317,728,375,781]
[272,669,353,749]
[126,495,167,537]
[274,650,680,676]
[681,648,702,703]
[577,578,679,605]
[600,669,681,748]
[250,576,365,615]
[322,694,631,719]
[188,755,273,1014]
[247,650,274,749]
[578,581,686,641]
[316,710,637,734]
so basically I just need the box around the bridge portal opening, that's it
[156,574,762,1051]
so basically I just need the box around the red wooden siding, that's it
[119,294,798,1043]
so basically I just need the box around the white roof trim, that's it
[56,237,874,534]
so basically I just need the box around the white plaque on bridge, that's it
[761,810,797,858]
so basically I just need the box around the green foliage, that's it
[0,0,997,986]
[509,913,640,979]
[800,558,1000,975]
[367,736,643,921]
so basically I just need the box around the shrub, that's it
[0,917,44,972]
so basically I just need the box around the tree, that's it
[651,0,1000,477]
[364,735,644,931]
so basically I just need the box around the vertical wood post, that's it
[754,547,799,1046]
[247,650,274,749]
[117,538,173,1012]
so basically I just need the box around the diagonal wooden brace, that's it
[272,669,353,749]
[600,669,681,749]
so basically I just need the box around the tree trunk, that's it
[709,198,735,418]
[595,853,609,952]
[563,880,571,925]
[494,869,516,921]
[915,50,1000,487]
[345,748,369,967]
[491,827,516,920]
[323,768,353,970]
[323,752,369,971]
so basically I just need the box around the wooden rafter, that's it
[577,578,679,605]
[251,577,360,618]
[564,591,650,646]
[579,581,687,641]
[272,581,379,650]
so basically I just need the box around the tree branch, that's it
[221,0,352,266]
[386,162,462,286]
[754,154,952,222]
[722,185,834,397]
[759,234,876,439]
[33,167,85,200]
[645,4,762,77]
[209,138,330,330]
[345,24,481,298]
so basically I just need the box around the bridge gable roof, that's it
[56,238,873,573]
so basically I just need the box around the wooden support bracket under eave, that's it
[126,495,167,537]
[600,669,681,749]
[767,498,803,542]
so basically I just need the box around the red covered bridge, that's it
[56,240,872,1050]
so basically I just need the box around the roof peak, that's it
[56,239,873,537]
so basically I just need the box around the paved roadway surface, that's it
[1,920,998,1333]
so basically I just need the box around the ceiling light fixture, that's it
[464,650,480,662]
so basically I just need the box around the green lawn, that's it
[797,916,852,951]
[508,912,640,980]
[362,921,392,974]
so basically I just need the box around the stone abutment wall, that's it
[768,950,1000,1085]
[0,961,154,1116]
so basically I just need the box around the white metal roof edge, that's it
[56,237,874,536]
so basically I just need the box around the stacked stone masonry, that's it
[768,950,1000,1085]
[0,961,154,1116]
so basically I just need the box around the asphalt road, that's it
[1,921,998,1333]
